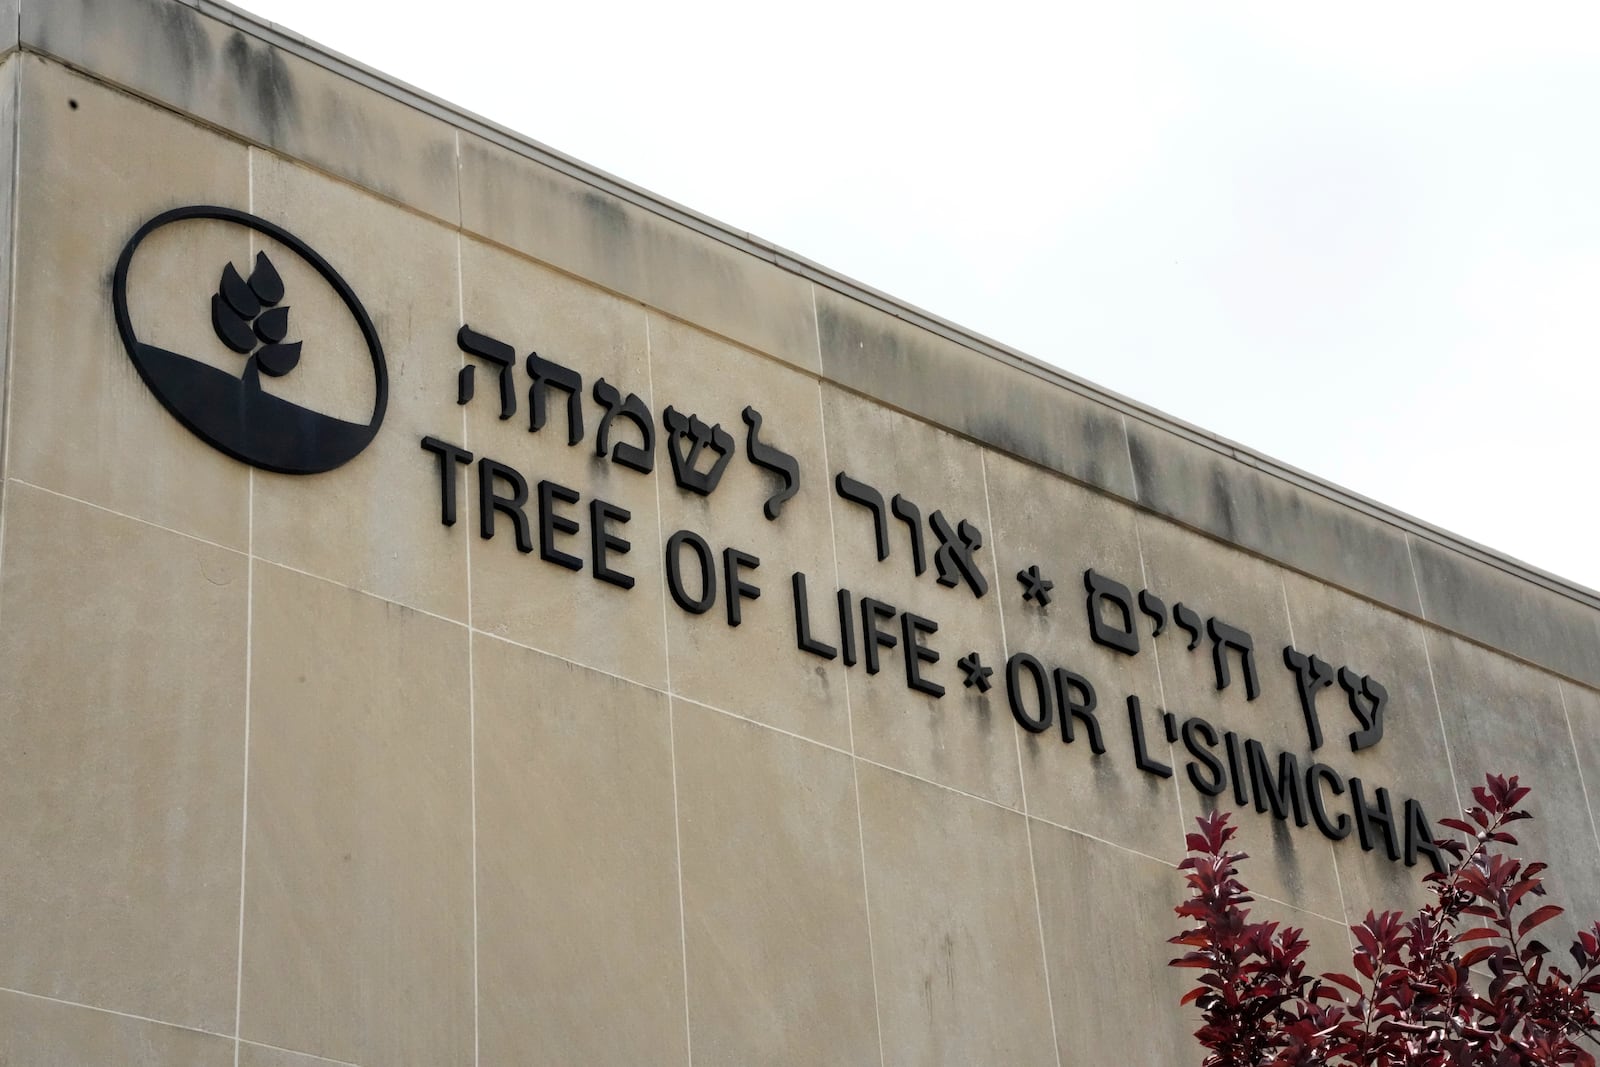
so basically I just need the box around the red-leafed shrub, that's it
[1171,774,1600,1065]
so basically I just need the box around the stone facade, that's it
[0,2,1597,1064]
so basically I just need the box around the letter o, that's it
[665,529,716,615]
[1006,653,1054,733]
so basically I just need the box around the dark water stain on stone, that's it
[224,30,296,145]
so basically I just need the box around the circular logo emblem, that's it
[113,205,388,474]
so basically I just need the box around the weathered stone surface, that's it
[676,702,879,1065]
[460,133,820,373]
[239,564,474,1066]
[817,286,1136,499]
[1412,536,1600,691]
[857,763,1057,1064]
[0,484,246,1032]
[22,0,459,223]
[474,637,687,1067]
[0,991,235,1067]
[1126,419,1423,618]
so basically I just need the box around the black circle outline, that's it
[112,205,389,474]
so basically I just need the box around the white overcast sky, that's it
[242,0,1600,591]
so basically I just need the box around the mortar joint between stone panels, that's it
[5,478,249,557]
[0,47,22,623]
[1119,412,1140,504]
[1418,628,1465,819]
[0,984,239,1049]
[1024,809,1180,871]
[237,1038,361,1067]
[812,381,886,1067]
[1129,510,1190,854]
[1557,684,1600,863]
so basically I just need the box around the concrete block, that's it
[822,384,1019,806]
[984,445,1186,862]
[653,317,846,746]
[1427,630,1600,956]
[8,58,250,547]
[1412,536,1600,691]
[856,762,1057,1063]
[22,0,459,223]
[1126,419,1422,617]
[460,237,668,687]
[0,484,246,1031]
[675,703,879,1065]
[1282,570,1461,925]
[239,563,474,1065]
[1032,823,1199,1063]
[1136,512,1345,919]
[460,133,819,373]
[249,152,470,620]
[0,990,234,1066]
[474,638,688,1067]
[815,286,1136,499]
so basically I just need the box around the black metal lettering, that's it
[791,572,837,660]
[929,511,988,597]
[1349,776,1400,861]
[1244,741,1306,826]
[1084,569,1139,655]
[1306,763,1351,841]
[1127,696,1172,778]
[456,325,516,419]
[1283,647,1336,750]
[589,498,634,589]
[1181,717,1225,797]
[1006,653,1052,734]
[1209,619,1260,700]
[742,406,800,521]
[1404,798,1447,873]
[1173,603,1203,650]
[1053,668,1104,753]
[536,480,582,571]
[592,378,655,473]
[835,473,889,560]
[1339,668,1388,752]
[477,457,532,553]
[420,435,472,526]
[1138,589,1168,636]
[1223,731,1248,806]
[837,588,857,668]
[527,351,584,444]
[900,612,943,698]
[663,406,734,495]
[665,530,715,615]
[722,547,760,627]
[860,597,898,675]
[890,495,926,576]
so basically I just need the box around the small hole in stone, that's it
[68,99,78,110]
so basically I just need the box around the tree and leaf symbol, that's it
[210,251,302,382]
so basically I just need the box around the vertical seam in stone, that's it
[817,379,886,1067]
[0,53,21,637]
[1419,629,1464,818]
[456,221,481,1067]
[1278,574,1352,946]
[1134,511,1186,856]
[1557,683,1600,858]
[981,449,1063,1067]
[232,149,257,1067]
[644,312,693,1065]
[1120,412,1141,504]
[809,282,824,372]
[453,127,464,231]
[1404,531,1429,623]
